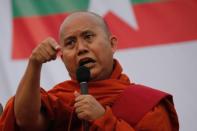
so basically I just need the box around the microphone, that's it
[76,66,90,94]
[76,66,90,131]
[0,103,3,115]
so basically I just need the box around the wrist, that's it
[28,57,42,68]
[92,106,116,126]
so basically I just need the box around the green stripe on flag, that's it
[13,0,90,17]
[13,0,163,18]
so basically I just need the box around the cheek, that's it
[99,45,114,65]
[62,52,77,70]
[95,43,113,60]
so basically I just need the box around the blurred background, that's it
[0,0,197,130]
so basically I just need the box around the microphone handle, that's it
[0,103,3,115]
[80,82,89,131]
[80,82,88,94]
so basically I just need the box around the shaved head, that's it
[58,11,117,80]
[59,11,111,43]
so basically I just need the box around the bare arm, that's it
[14,37,60,130]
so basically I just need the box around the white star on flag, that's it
[88,0,139,30]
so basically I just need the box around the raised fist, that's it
[29,37,61,65]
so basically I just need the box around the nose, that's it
[77,40,89,56]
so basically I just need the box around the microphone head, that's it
[76,66,90,83]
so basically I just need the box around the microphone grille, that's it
[76,66,90,82]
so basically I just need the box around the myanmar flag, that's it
[12,0,197,59]
[0,0,197,131]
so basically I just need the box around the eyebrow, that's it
[63,29,95,40]
[67,30,93,38]
[80,30,94,36]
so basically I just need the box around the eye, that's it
[83,32,95,42]
[64,39,76,49]
[64,37,76,49]
[85,34,93,39]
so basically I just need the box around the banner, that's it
[0,0,197,130]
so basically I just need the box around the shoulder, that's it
[112,84,173,126]
[127,84,172,102]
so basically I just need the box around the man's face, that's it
[60,13,117,81]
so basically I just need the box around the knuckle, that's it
[44,37,54,43]
[47,37,55,42]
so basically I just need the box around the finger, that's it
[44,44,58,59]
[35,54,46,63]
[75,95,94,105]
[74,91,80,97]
[55,44,61,51]
[38,46,51,61]
[47,38,61,51]
[41,38,60,60]
[75,95,87,103]
[74,100,88,109]
[47,38,62,59]
[77,111,90,121]
[75,105,88,116]
[75,106,84,114]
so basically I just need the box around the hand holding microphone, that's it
[74,66,105,130]
[74,91,105,121]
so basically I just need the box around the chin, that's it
[89,70,100,81]
[89,67,107,81]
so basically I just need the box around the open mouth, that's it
[79,58,96,67]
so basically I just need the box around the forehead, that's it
[60,14,103,37]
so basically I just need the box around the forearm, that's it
[12,37,60,130]
[14,60,43,127]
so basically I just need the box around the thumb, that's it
[74,91,80,97]
[55,44,61,50]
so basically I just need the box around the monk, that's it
[0,11,179,131]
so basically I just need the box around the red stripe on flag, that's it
[105,0,197,49]
[12,13,68,59]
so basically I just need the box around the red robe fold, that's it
[112,84,179,131]
[0,59,179,131]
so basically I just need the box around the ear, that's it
[110,35,118,54]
